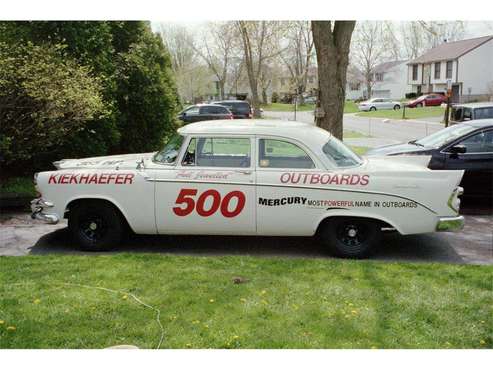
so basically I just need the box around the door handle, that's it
[235,170,252,175]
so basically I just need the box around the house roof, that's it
[408,35,493,64]
[373,60,407,73]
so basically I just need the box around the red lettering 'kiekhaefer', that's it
[48,173,134,185]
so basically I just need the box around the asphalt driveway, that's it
[1,209,491,265]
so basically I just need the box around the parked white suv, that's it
[358,98,401,111]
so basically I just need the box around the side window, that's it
[259,139,315,169]
[463,108,472,121]
[458,130,493,153]
[185,106,200,114]
[475,107,493,120]
[199,106,213,114]
[182,137,251,167]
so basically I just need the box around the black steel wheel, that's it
[68,201,123,251]
[318,217,381,258]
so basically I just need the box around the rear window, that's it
[200,106,229,114]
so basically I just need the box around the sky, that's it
[152,21,493,39]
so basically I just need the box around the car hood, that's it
[53,152,156,170]
[366,143,432,156]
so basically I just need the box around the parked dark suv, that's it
[450,102,493,125]
[178,104,233,124]
[213,100,252,119]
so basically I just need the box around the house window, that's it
[375,73,384,82]
[446,61,453,79]
[434,62,441,79]
[280,78,285,86]
[350,82,360,91]
[308,76,314,83]
[412,65,418,80]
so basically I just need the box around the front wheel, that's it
[416,103,423,108]
[318,217,382,258]
[393,104,400,110]
[68,201,124,251]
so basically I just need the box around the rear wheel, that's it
[369,106,377,111]
[393,104,400,110]
[68,201,123,251]
[318,217,382,258]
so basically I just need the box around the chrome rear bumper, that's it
[436,216,465,232]
[30,198,59,224]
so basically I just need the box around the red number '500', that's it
[172,189,245,218]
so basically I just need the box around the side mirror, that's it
[448,145,467,154]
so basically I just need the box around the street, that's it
[264,110,444,147]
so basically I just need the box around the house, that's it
[369,60,409,99]
[345,65,365,100]
[407,35,493,103]
[276,66,318,98]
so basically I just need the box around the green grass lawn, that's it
[1,254,491,349]
[356,106,445,120]
[0,177,36,197]
[262,101,359,114]
[343,130,370,139]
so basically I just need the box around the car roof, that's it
[213,100,249,104]
[452,102,493,109]
[177,119,332,142]
[458,119,493,128]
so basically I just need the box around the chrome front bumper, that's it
[30,198,59,224]
[436,216,465,232]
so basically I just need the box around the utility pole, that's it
[444,79,452,127]
[293,91,297,121]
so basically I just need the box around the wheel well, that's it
[64,198,132,232]
[315,216,395,236]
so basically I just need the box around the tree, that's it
[194,22,238,100]
[312,21,356,140]
[115,26,179,153]
[401,21,466,59]
[0,42,107,172]
[237,21,286,117]
[351,21,389,99]
[280,21,315,103]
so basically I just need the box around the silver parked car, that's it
[358,98,401,111]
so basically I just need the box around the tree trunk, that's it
[262,88,268,105]
[312,21,355,140]
[366,79,372,99]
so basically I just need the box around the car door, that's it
[444,129,493,198]
[255,137,324,236]
[182,106,201,123]
[382,99,394,109]
[154,135,256,235]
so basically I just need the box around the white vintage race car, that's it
[31,120,465,258]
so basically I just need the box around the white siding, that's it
[430,60,457,84]
[408,64,422,85]
[372,62,409,99]
[457,39,493,95]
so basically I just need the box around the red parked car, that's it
[407,94,447,108]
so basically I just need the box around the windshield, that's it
[322,137,363,168]
[154,134,184,164]
[415,124,477,148]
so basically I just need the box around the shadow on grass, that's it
[28,228,465,264]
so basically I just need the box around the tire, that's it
[416,103,423,108]
[369,106,377,111]
[393,104,400,110]
[68,201,123,251]
[318,217,382,259]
